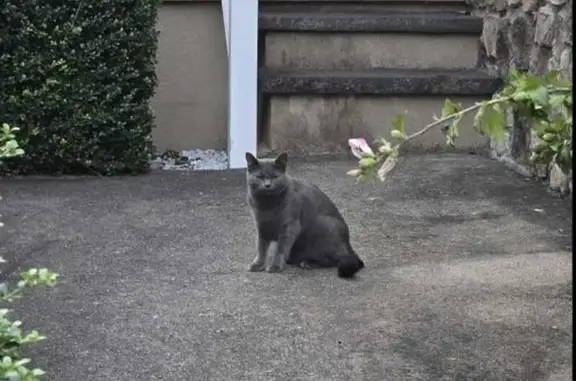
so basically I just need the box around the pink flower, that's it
[346,169,361,177]
[348,138,374,159]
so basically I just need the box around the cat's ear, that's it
[245,152,259,170]
[274,152,288,171]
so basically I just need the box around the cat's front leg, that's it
[266,223,300,273]
[249,235,269,272]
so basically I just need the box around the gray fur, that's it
[245,152,365,278]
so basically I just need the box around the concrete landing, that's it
[0,154,572,381]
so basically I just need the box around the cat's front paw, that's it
[265,263,285,273]
[248,261,265,272]
[265,253,285,273]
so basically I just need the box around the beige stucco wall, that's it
[152,1,228,152]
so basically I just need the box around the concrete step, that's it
[260,12,482,70]
[259,11,480,33]
[170,0,466,1]
[261,68,500,95]
[260,0,471,13]
[258,68,501,154]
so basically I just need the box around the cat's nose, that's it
[263,180,271,188]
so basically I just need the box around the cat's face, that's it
[245,152,290,197]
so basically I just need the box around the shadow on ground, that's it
[0,154,572,381]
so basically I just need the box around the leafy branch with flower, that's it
[346,70,572,185]
[0,123,59,380]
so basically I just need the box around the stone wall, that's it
[469,0,573,196]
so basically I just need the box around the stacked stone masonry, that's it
[472,0,573,196]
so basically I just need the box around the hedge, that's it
[0,0,160,175]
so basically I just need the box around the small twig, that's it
[86,165,103,177]
[549,87,572,92]
[71,0,85,28]
[398,96,511,148]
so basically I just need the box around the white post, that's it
[221,0,229,55]
[225,0,259,169]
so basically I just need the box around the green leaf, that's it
[527,86,549,108]
[473,102,487,132]
[390,115,406,136]
[443,113,462,147]
[479,105,506,142]
[549,93,566,109]
[390,129,405,140]
[3,356,13,366]
[378,141,394,155]
[359,157,376,169]
[4,140,17,150]
[441,99,457,118]
[31,368,46,376]
[3,370,19,378]
[544,70,560,85]
[556,79,572,89]
[507,68,522,83]
[14,358,30,366]
[533,120,549,134]
[517,73,545,91]
[512,91,530,102]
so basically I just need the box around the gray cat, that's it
[245,152,365,278]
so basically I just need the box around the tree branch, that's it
[396,97,511,148]
[397,87,571,149]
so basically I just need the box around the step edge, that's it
[261,68,503,96]
[259,12,482,34]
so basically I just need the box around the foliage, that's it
[0,0,161,175]
[0,269,58,381]
[347,70,573,182]
[0,126,59,380]
[0,124,25,161]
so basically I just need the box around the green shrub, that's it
[0,124,58,380]
[0,0,161,175]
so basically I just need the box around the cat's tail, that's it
[337,250,365,278]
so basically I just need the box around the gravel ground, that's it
[152,148,229,171]
[0,154,572,381]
